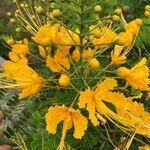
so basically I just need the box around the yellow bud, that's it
[36,6,44,14]
[112,15,120,22]
[20,3,25,7]
[89,58,100,69]
[114,8,122,15]
[23,38,29,44]
[7,12,12,17]
[15,10,20,16]
[145,5,150,11]
[7,39,14,45]
[31,15,36,20]
[52,9,62,17]
[49,12,54,20]
[94,5,102,13]
[16,28,21,32]
[145,11,150,17]
[58,74,70,87]
[25,4,29,8]
[50,3,55,8]
[10,18,16,24]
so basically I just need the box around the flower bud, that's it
[114,8,122,15]
[145,11,150,17]
[58,74,70,87]
[7,12,12,17]
[36,6,44,14]
[145,5,150,11]
[52,9,62,17]
[16,28,22,32]
[94,5,102,13]
[112,15,120,22]
[49,12,54,20]
[10,18,16,24]
[89,58,100,69]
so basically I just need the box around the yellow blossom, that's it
[104,92,150,137]
[78,78,117,126]
[116,58,150,90]
[111,45,126,65]
[3,60,45,99]
[45,105,88,150]
[78,78,150,137]
[32,24,60,46]
[46,50,70,73]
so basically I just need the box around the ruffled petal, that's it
[45,106,68,134]
[72,110,88,139]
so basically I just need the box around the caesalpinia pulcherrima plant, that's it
[0,0,150,149]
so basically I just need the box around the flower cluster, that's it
[2,0,150,149]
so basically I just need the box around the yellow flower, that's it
[45,105,88,150]
[92,27,117,48]
[78,78,117,126]
[104,92,150,137]
[38,45,47,59]
[111,45,126,65]
[117,31,133,47]
[116,58,150,90]
[46,50,70,73]
[138,145,150,150]
[78,78,150,137]
[3,60,45,99]
[32,24,60,46]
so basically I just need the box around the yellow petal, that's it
[78,90,99,126]
[45,106,68,134]
[95,78,117,93]
[72,110,88,139]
